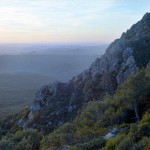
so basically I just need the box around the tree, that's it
[119,69,149,122]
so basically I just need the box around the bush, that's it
[73,138,105,150]
[138,113,150,137]
[116,138,133,150]
[40,133,61,150]
[104,134,126,150]
[16,137,32,150]
[56,123,76,134]
[40,123,76,149]
[0,129,42,150]
[0,139,15,150]
[139,137,150,150]
[131,143,143,150]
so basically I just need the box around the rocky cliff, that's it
[18,13,150,132]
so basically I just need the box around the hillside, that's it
[0,13,150,150]
[19,13,150,132]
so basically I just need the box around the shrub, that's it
[40,133,61,150]
[0,129,42,150]
[56,123,76,134]
[104,134,126,150]
[128,124,139,141]
[0,139,15,150]
[16,137,32,150]
[116,138,133,150]
[139,137,150,150]
[131,143,143,150]
[72,138,105,150]
[138,113,150,137]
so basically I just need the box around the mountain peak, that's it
[142,12,150,20]
[121,12,150,40]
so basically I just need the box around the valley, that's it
[0,52,104,120]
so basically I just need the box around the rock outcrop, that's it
[20,13,150,132]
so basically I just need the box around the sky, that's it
[0,0,150,44]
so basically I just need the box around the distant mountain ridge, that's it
[0,44,107,55]
[19,13,150,132]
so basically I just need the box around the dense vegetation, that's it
[1,63,150,149]
[132,36,150,68]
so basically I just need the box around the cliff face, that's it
[19,13,150,132]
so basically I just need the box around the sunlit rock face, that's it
[20,13,150,132]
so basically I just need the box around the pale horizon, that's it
[0,0,150,44]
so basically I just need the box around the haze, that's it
[0,0,150,44]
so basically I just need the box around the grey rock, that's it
[104,132,117,140]
[46,121,52,127]
[104,128,120,140]
[68,106,73,112]
[30,102,41,112]
[117,56,137,85]
[18,119,26,128]
[28,112,34,122]
[123,47,133,62]
[35,91,44,101]
[48,81,60,95]
[58,121,64,126]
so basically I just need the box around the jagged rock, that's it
[18,119,26,128]
[28,112,34,122]
[117,56,137,84]
[104,128,120,140]
[19,13,150,132]
[123,47,133,62]
[104,132,116,140]
[30,102,41,112]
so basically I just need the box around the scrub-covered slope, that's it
[20,13,150,132]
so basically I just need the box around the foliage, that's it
[139,137,150,150]
[138,113,150,137]
[40,123,76,149]
[116,138,134,150]
[1,62,150,150]
[132,36,150,68]
[103,134,126,150]
[0,139,15,150]
[0,129,42,150]
[72,138,105,150]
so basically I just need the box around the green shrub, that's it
[138,113,150,137]
[104,134,126,150]
[128,124,139,140]
[0,129,42,150]
[76,101,107,128]
[40,133,61,149]
[16,137,32,150]
[116,138,133,150]
[56,123,76,134]
[131,143,143,150]
[139,137,150,150]
[73,138,105,150]
[0,139,15,150]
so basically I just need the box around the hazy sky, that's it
[0,0,150,44]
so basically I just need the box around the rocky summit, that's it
[19,13,150,132]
